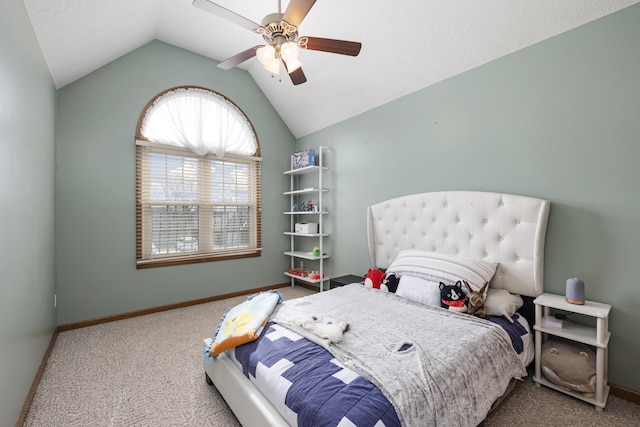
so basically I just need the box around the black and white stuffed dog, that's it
[439,281,468,313]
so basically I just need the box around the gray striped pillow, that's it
[386,250,497,294]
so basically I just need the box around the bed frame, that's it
[204,190,550,426]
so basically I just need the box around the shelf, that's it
[284,251,329,260]
[284,232,329,237]
[285,146,329,291]
[284,165,328,176]
[284,211,328,215]
[534,316,610,348]
[284,188,329,196]
[533,292,610,410]
[284,272,328,284]
[533,376,609,409]
[533,293,611,318]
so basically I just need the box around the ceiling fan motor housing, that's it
[259,13,298,44]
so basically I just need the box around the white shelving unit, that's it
[283,146,329,290]
[533,293,611,410]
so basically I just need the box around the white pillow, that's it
[386,250,497,294]
[485,289,523,322]
[395,275,441,307]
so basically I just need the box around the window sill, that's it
[136,249,261,269]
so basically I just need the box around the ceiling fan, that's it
[192,0,362,85]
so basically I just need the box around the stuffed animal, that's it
[463,280,489,318]
[363,268,386,290]
[296,315,350,343]
[541,338,596,397]
[439,281,468,313]
[381,273,400,293]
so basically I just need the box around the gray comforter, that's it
[272,284,526,427]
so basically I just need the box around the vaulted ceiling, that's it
[22,0,639,137]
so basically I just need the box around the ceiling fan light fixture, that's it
[281,41,302,72]
[263,57,280,75]
[256,45,276,66]
[281,42,300,61]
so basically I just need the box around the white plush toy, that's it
[297,315,349,343]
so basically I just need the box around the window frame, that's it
[135,86,262,269]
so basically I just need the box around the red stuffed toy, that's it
[363,268,386,290]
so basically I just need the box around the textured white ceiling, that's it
[21,0,640,137]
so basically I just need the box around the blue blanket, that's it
[230,322,400,426]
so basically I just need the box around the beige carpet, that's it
[24,286,639,426]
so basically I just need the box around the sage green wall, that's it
[0,1,57,425]
[298,5,640,392]
[55,40,294,324]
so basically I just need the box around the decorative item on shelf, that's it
[541,338,596,397]
[293,149,315,169]
[309,271,325,281]
[545,316,565,329]
[566,277,585,305]
[312,246,321,257]
[288,267,312,277]
[295,223,318,234]
[292,201,317,212]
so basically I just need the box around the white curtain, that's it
[140,87,257,157]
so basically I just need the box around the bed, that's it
[204,190,550,426]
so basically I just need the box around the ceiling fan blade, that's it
[288,68,307,86]
[283,60,307,85]
[282,0,317,27]
[192,0,260,31]
[299,36,362,56]
[217,46,262,70]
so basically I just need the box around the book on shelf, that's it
[292,149,316,169]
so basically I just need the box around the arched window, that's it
[135,86,261,268]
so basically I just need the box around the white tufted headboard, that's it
[367,191,550,297]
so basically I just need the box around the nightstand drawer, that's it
[330,274,362,289]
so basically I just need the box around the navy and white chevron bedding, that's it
[226,315,531,427]
[229,322,401,426]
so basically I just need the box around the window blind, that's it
[136,143,262,267]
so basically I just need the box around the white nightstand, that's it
[533,293,611,410]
